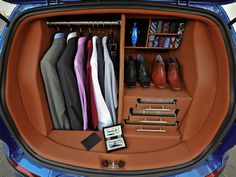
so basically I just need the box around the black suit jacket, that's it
[96,37,105,97]
[57,35,83,130]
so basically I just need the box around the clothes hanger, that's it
[97,22,100,37]
[77,22,84,37]
[107,22,117,56]
[88,22,93,39]
[108,22,115,43]
[92,22,96,35]
[56,25,60,32]
[102,21,105,36]
[67,22,73,32]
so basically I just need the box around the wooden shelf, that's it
[125,46,178,50]
[148,33,182,36]
[124,83,191,99]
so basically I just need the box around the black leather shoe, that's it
[136,54,151,88]
[125,55,137,88]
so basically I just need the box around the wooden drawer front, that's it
[126,115,177,123]
[123,124,181,139]
[122,97,192,121]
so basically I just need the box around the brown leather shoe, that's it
[167,57,182,90]
[152,55,167,88]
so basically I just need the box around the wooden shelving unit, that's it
[121,15,189,136]
[125,17,185,49]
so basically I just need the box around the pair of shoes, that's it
[152,55,182,90]
[125,55,151,88]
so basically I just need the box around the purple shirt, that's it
[74,37,88,130]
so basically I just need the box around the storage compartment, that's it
[2,5,232,173]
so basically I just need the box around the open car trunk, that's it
[1,2,235,176]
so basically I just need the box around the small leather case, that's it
[81,132,101,151]
[103,125,127,152]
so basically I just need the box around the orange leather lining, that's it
[5,8,230,170]
[49,130,181,153]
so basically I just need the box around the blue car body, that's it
[0,1,236,176]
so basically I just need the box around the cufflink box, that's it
[103,124,127,152]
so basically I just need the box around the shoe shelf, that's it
[124,83,191,99]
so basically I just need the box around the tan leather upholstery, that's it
[5,8,230,170]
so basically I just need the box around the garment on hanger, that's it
[86,39,99,130]
[57,32,83,130]
[40,33,70,130]
[74,37,88,130]
[96,37,105,98]
[90,36,113,130]
[107,32,119,82]
[103,36,118,124]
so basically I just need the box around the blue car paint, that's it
[0,3,236,177]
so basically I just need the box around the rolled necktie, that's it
[164,37,171,48]
[153,36,159,47]
[169,37,176,48]
[148,41,154,47]
[157,21,163,33]
[177,22,186,34]
[169,22,179,33]
[175,35,183,48]
[158,36,166,47]
[150,21,158,33]
[148,34,155,41]
[162,22,170,33]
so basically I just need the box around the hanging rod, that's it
[46,20,121,26]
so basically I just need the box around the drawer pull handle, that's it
[137,126,166,133]
[137,98,176,104]
[140,118,167,124]
[125,119,179,126]
[131,108,177,117]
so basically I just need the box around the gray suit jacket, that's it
[40,33,70,130]
[57,32,83,130]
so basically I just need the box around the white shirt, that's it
[102,36,118,124]
[90,36,113,130]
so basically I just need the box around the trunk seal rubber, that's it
[0,2,236,177]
